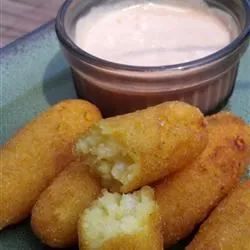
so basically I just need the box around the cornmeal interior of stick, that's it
[78,187,162,250]
[76,126,137,191]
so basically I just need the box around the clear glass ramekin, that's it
[56,0,250,117]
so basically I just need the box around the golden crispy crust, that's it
[78,205,163,250]
[0,100,101,229]
[187,181,250,250]
[155,112,250,247]
[31,161,101,248]
[82,101,208,193]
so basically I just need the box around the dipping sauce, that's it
[75,0,239,66]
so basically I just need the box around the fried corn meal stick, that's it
[0,100,101,229]
[78,187,163,250]
[155,112,250,247]
[76,101,207,193]
[31,161,101,248]
[187,181,250,250]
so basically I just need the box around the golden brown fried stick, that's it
[76,101,207,193]
[31,161,101,248]
[187,181,250,250]
[78,187,163,250]
[0,100,101,229]
[155,112,250,247]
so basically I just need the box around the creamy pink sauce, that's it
[75,0,238,66]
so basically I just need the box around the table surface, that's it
[1,0,64,48]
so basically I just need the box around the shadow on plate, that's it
[42,52,77,105]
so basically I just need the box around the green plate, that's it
[0,21,249,250]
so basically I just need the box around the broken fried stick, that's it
[78,187,163,250]
[76,101,207,193]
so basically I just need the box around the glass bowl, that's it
[56,0,250,117]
